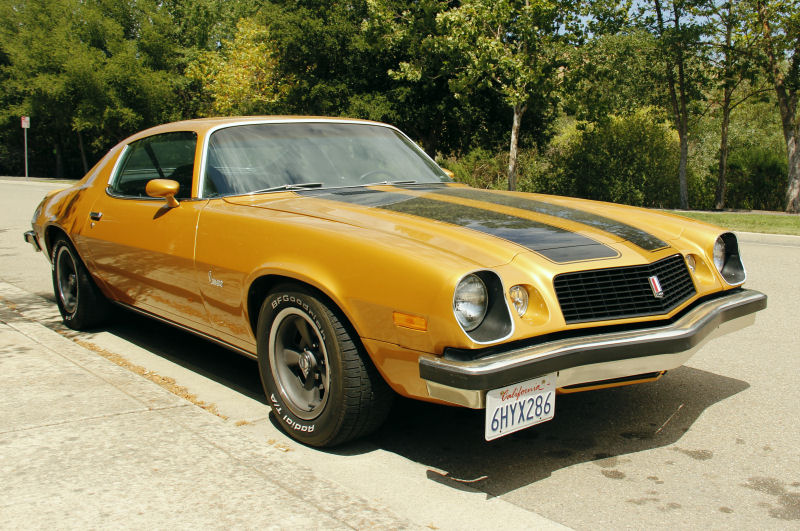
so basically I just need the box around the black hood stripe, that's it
[298,188,619,263]
[415,186,669,252]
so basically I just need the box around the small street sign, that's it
[21,116,30,178]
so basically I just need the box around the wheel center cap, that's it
[298,350,316,378]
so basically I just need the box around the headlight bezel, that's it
[452,271,514,344]
[713,238,726,271]
[712,232,746,286]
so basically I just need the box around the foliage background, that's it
[0,0,795,211]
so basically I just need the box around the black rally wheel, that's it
[51,236,109,330]
[257,285,392,447]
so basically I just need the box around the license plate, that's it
[485,373,556,441]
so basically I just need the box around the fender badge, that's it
[208,271,224,287]
[648,275,664,298]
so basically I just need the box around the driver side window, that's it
[111,132,197,199]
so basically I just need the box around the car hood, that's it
[224,184,686,268]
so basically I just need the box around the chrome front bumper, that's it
[24,230,42,252]
[420,289,767,408]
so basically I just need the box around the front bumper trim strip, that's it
[24,230,42,252]
[420,289,766,395]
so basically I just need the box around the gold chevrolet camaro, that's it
[25,117,766,446]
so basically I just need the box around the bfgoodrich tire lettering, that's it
[51,236,109,330]
[257,285,392,447]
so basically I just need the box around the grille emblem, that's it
[648,275,665,298]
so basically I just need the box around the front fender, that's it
[195,200,482,355]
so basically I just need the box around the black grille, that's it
[554,254,696,324]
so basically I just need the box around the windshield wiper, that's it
[252,182,324,194]
[365,180,418,186]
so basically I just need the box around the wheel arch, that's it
[252,272,395,446]
[246,274,361,345]
[44,224,73,260]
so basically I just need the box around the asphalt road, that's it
[2,177,798,529]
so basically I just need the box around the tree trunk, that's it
[655,0,690,209]
[787,133,800,213]
[757,1,800,213]
[715,14,734,211]
[77,131,88,175]
[677,125,689,208]
[507,103,526,191]
[673,1,689,209]
[54,143,64,179]
[715,96,731,210]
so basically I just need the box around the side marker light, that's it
[393,311,428,331]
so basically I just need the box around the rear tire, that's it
[257,285,393,447]
[51,237,109,330]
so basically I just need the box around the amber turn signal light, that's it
[393,311,428,331]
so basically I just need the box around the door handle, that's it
[89,211,103,221]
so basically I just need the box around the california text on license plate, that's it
[485,373,556,441]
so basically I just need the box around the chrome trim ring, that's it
[55,246,79,315]
[269,307,331,420]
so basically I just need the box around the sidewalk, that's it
[0,300,409,529]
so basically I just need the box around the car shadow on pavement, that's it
[366,367,749,497]
[7,289,750,499]
[101,310,268,404]
[69,304,751,501]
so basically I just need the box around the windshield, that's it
[202,122,451,197]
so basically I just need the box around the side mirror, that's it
[146,179,180,208]
[442,168,455,180]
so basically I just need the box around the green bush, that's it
[726,146,787,210]
[441,105,789,213]
[440,148,508,189]
[689,94,788,211]
[441,147,565,194]
[546,109,682,207]
[441,110,682,207]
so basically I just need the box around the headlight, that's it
[453,274,488,331]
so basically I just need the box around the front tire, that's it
[257,285,392,447]
[51,237,109,330]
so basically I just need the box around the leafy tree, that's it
[642,0,712,209]
[705,0,768,209]
[1,0,85,177]
[187,18,291,116]
[364,0,469,154]
[564,30,664,123]
[433,0,573,191]
[258,1,394,118]
[162,0,260,50]
[754,0,800,212]
[562,1,662,122]
[0,0,251,177]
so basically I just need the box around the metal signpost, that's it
[21,116,30,179]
